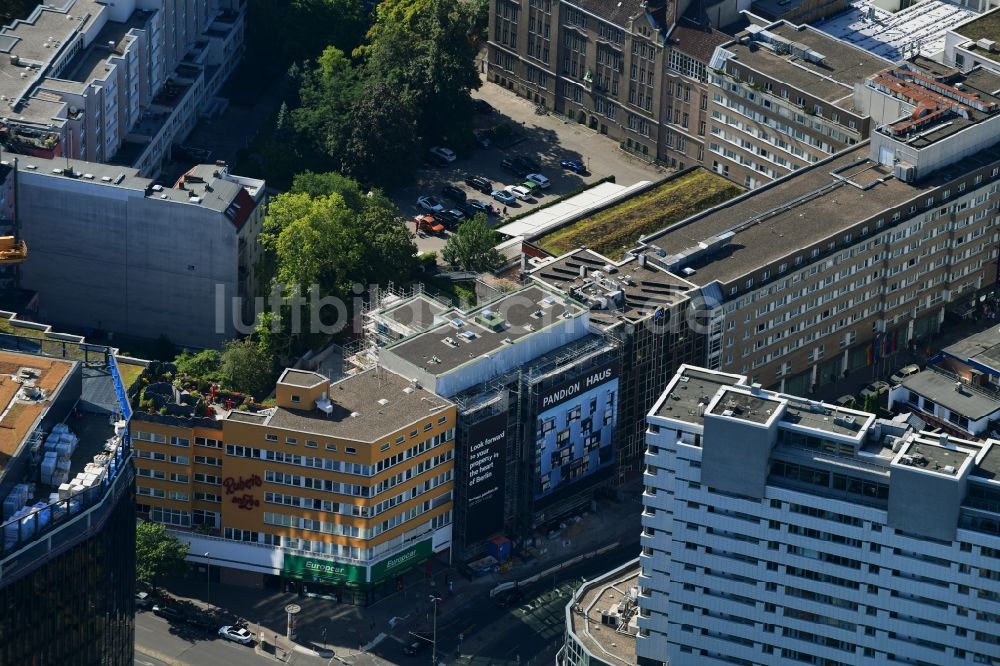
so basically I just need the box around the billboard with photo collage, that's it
[534,362,619,505]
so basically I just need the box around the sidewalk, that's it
[157,489,642,664]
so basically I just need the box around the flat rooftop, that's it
[900,437,975,476]
[383,295,449,331]
[243,369,453,443]
[942,327,1000,371]
[277,369,326,388]
[973,441,1000,480]
[0,353,75,475]
[711,388,780,424]
[782,399,870,437]
[642,141,1000,286]
[954,8,1000,45]
[655,366,745,425]
[729,22,890,107]
[816,0,977,61]
[871,62,1000,148]
[530,249,697,328]
[901,369,1000,421]
[386,286,584,375]
[568,561,639,666]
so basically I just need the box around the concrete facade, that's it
[13,155,265,347]
[638,364,1000,666]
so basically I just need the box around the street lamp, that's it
[204,552,211,610]
[429,594,441,666]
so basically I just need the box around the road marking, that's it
[135,624,153,633]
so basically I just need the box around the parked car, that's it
[464,199,494,216]
[417,196,445,214]
[561,159,587,174]
[441,184,467,203]
[464,174,493,194]
[152,605,181,620]
[505,184,533,201]
[473,99,494,114]
[438,209,466,227]
[526,173,551,189]
[473,130,492,149]
[403,640,426,655]
[429,146,456,163]
[135,591,152,609]
[218,625,254,645]
[514,155,541,172]
[500,159,528,178]
[860,381,890,399]
[890,364,920,384]
[414,215,445,235]
[184,614,215,631]
[492,189,517,205]
[834,395,857,408]
[520,180,541,196]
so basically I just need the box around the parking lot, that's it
[392,75,668,258]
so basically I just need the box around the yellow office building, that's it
[133,367,456,604]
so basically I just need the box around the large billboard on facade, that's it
[534,362,619,504]
[464,413,508,543]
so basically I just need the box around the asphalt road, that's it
[396,77,667,258]
[370,539,641,665]
[134,609,279,666]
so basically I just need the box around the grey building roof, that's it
[259,369,452,442]
[724,22,891,106]
[943,328,1000,373]
[901,370,1000,421]
[655,366,745,423]
[386,286,584,375]
[642,141,1000,286]
[668,20,730,63]
[277,369,326,388]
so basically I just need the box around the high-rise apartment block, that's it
[0,0,244,177]
[639,364,1000,666]
[0,321,135,664]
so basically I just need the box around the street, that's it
[369,539,640,665]
[395,77,668,258]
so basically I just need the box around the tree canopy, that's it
[288,0,484,186]
[136,521,189,586]
[442,215,505,272]
[219,338,276,400]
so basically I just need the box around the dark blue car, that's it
[561,159,587,174]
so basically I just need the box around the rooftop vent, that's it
[82,173,94,179]
[377,398,389,406]
[349,411,360,418]
[943,465,956,474]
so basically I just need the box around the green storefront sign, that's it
[369,539,433,584]
[283,554,366,586]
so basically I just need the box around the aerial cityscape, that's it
[0,0,998,665]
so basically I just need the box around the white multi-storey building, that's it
[639,364,1000,666]
[0,0,244,177]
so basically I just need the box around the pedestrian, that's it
[503,206,508,216]
[448,580,454,593]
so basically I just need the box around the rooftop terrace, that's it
[251,368,453,442]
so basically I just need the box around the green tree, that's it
[442,215,505,272]
[341,79,420,185]
[291,170,366,209]
[247,0,368,68]
[293,46,361,164]
[136,521,189,587]
[173,349,221,380]
[363,0,482,151]
[219,338,276,400]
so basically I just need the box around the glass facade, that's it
[0,480,136,665]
